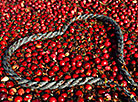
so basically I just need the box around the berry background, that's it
[0,0,138,102]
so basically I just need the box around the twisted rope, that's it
[2,13,137,101]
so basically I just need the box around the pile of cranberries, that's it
[0,0,138,102]
[10,19,118,83]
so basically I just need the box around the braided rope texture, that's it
[2,14,137,92]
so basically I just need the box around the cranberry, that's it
[105,66,111,71]
[103,53,109,59]
[52,66,59,72]
[75,90,83,96]
[76,61,82,67]
[59,60,65,66]
[31,65,38,70]
[6,81,14,88]
[9,88,17,95]
[49,97,57,102]
[61,93,67,98]
[77,98,84,102]
[101,60,108,66]
[112,66,118,72]
[84,56,89,61]
[121,80,127,87]
[95,58,101,64]
[14,96,23,102]
[0,92,7,100]
[62,66,69,72]
[98,97,104,102]
[18,88,25,96]
[117,74,123,80]
[85,84,92,90]
[58,96,65,102]
[48,70,55,76]
[32,99,41,102]
[98,89,105,94]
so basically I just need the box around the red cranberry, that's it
[58,96,65,102]
[75,90,83,96]
[117,74,123,80]
[52,66,59,72]
[18,88,25,96]
[85,84,92,90]
[14,96,23,102]
[0,92,7,100]
[101,60,108,66]
[98,89,105,94]
[84,56,89,61]
[121,80,127,87]
[59,60,65,66]
[76,61,82,67]
[77,97,84,102]
[42,94,50,101]
[49,97,57,102]
[6,81,14,88]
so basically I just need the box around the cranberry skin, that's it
[112,66,118,72]
[59,60,65,66]
[0,92,7,100]
[25,53,31,57]
[85,84,92,90]
[75,90,83,96]
[18,88,25,96]
[62,66,69,72]
[130,92,136,96]
[48,70,55,76]
[44,57,50,63]
[76,55,82,60]
[104,41,111,47]
[9,88,17,95]
[42,77,50,81]
[49,97,57,102]
[71,61,76,66]
[35,70,42,76]
[97,65,102,70]
[84,56,89,61]
[6,81,14,88]
[98,89,105,94]
[112,92,118,98]
[64,57,70,62]
[58,96,65,102]
[101,60,108,66]
[77,98,84,102]
[103,53,109,59]
[0,88,7,93]
[14,96,23,102]
[27,58,31,62]
[52,66,59,72]
[98,97,104,102]
[26,48,32,53]
[42,94,50,101]
[95,58,100,64]
[76,61,82,67]
[134,72,138,77]
[121,80,127,87]
[61,93,67,98]
[105,66,111,71]
[25,88,31,93]
[84,63,91,69]
[134,53,138,58]
[32,99,41,102]
[112,72,117,77]
[117,74,123,80]
[31,65,37,70]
